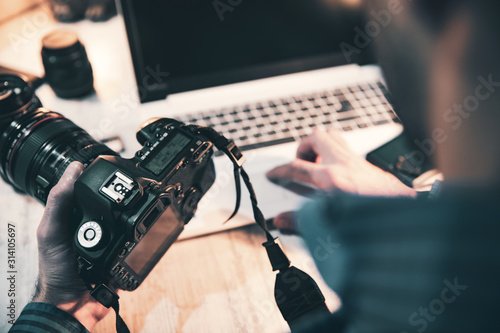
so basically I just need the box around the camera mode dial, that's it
[77,221,102,248]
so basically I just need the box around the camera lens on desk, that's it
[41,30,94,98]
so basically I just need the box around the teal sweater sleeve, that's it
[9,302,90,333]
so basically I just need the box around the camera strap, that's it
[190,125,331,331]
[81,281,130,333]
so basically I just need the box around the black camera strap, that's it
[80,280,130,333]
[190,125,331,331]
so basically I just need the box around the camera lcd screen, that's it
[125,206,181,274]
[142,132,191,176]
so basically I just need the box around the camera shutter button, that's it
[84,228,96,240]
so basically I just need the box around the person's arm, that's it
[9,302,91,333]
[9,162,112,333]
[266,130,416,230]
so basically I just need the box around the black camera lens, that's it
[0,74,42,127]
[41,30,94,98]
[0,74,116,203]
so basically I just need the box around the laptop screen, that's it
[119,0,370,103]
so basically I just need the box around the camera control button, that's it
[130,281,139,290]
[77,222,102,248]
[182,188,202,218]
[118,247,127,258]
[175,184,183,198]
[126,279,134,289]
[136,151,144,157]
[111,265,121,275]
[84,229,96,241]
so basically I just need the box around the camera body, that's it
[1,74,216,292]
[73,119,215,291]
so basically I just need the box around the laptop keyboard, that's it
[178,80,400,154]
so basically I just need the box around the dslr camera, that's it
[0,74,215,291]
[1,75,329,328]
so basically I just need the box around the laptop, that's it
[117,0,403,239]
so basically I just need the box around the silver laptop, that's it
[117,0,403,239]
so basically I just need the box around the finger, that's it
[296,133,319,162]
[298,130,353,164]
[266,159,318,185]
[38,162,84,243]
[273,211,298,233]
[296,135,318,162]
[296,130,338,161]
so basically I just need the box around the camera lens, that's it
[41,30,94,98]
[0,74,42,128]
[0,74,116,203]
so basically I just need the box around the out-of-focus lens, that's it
[41,30,94,98]
[0,74,42,125]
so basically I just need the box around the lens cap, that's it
[42,30,80,53]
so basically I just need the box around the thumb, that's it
[38,162,84,244]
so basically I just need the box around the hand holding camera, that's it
[33,162,111,331]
